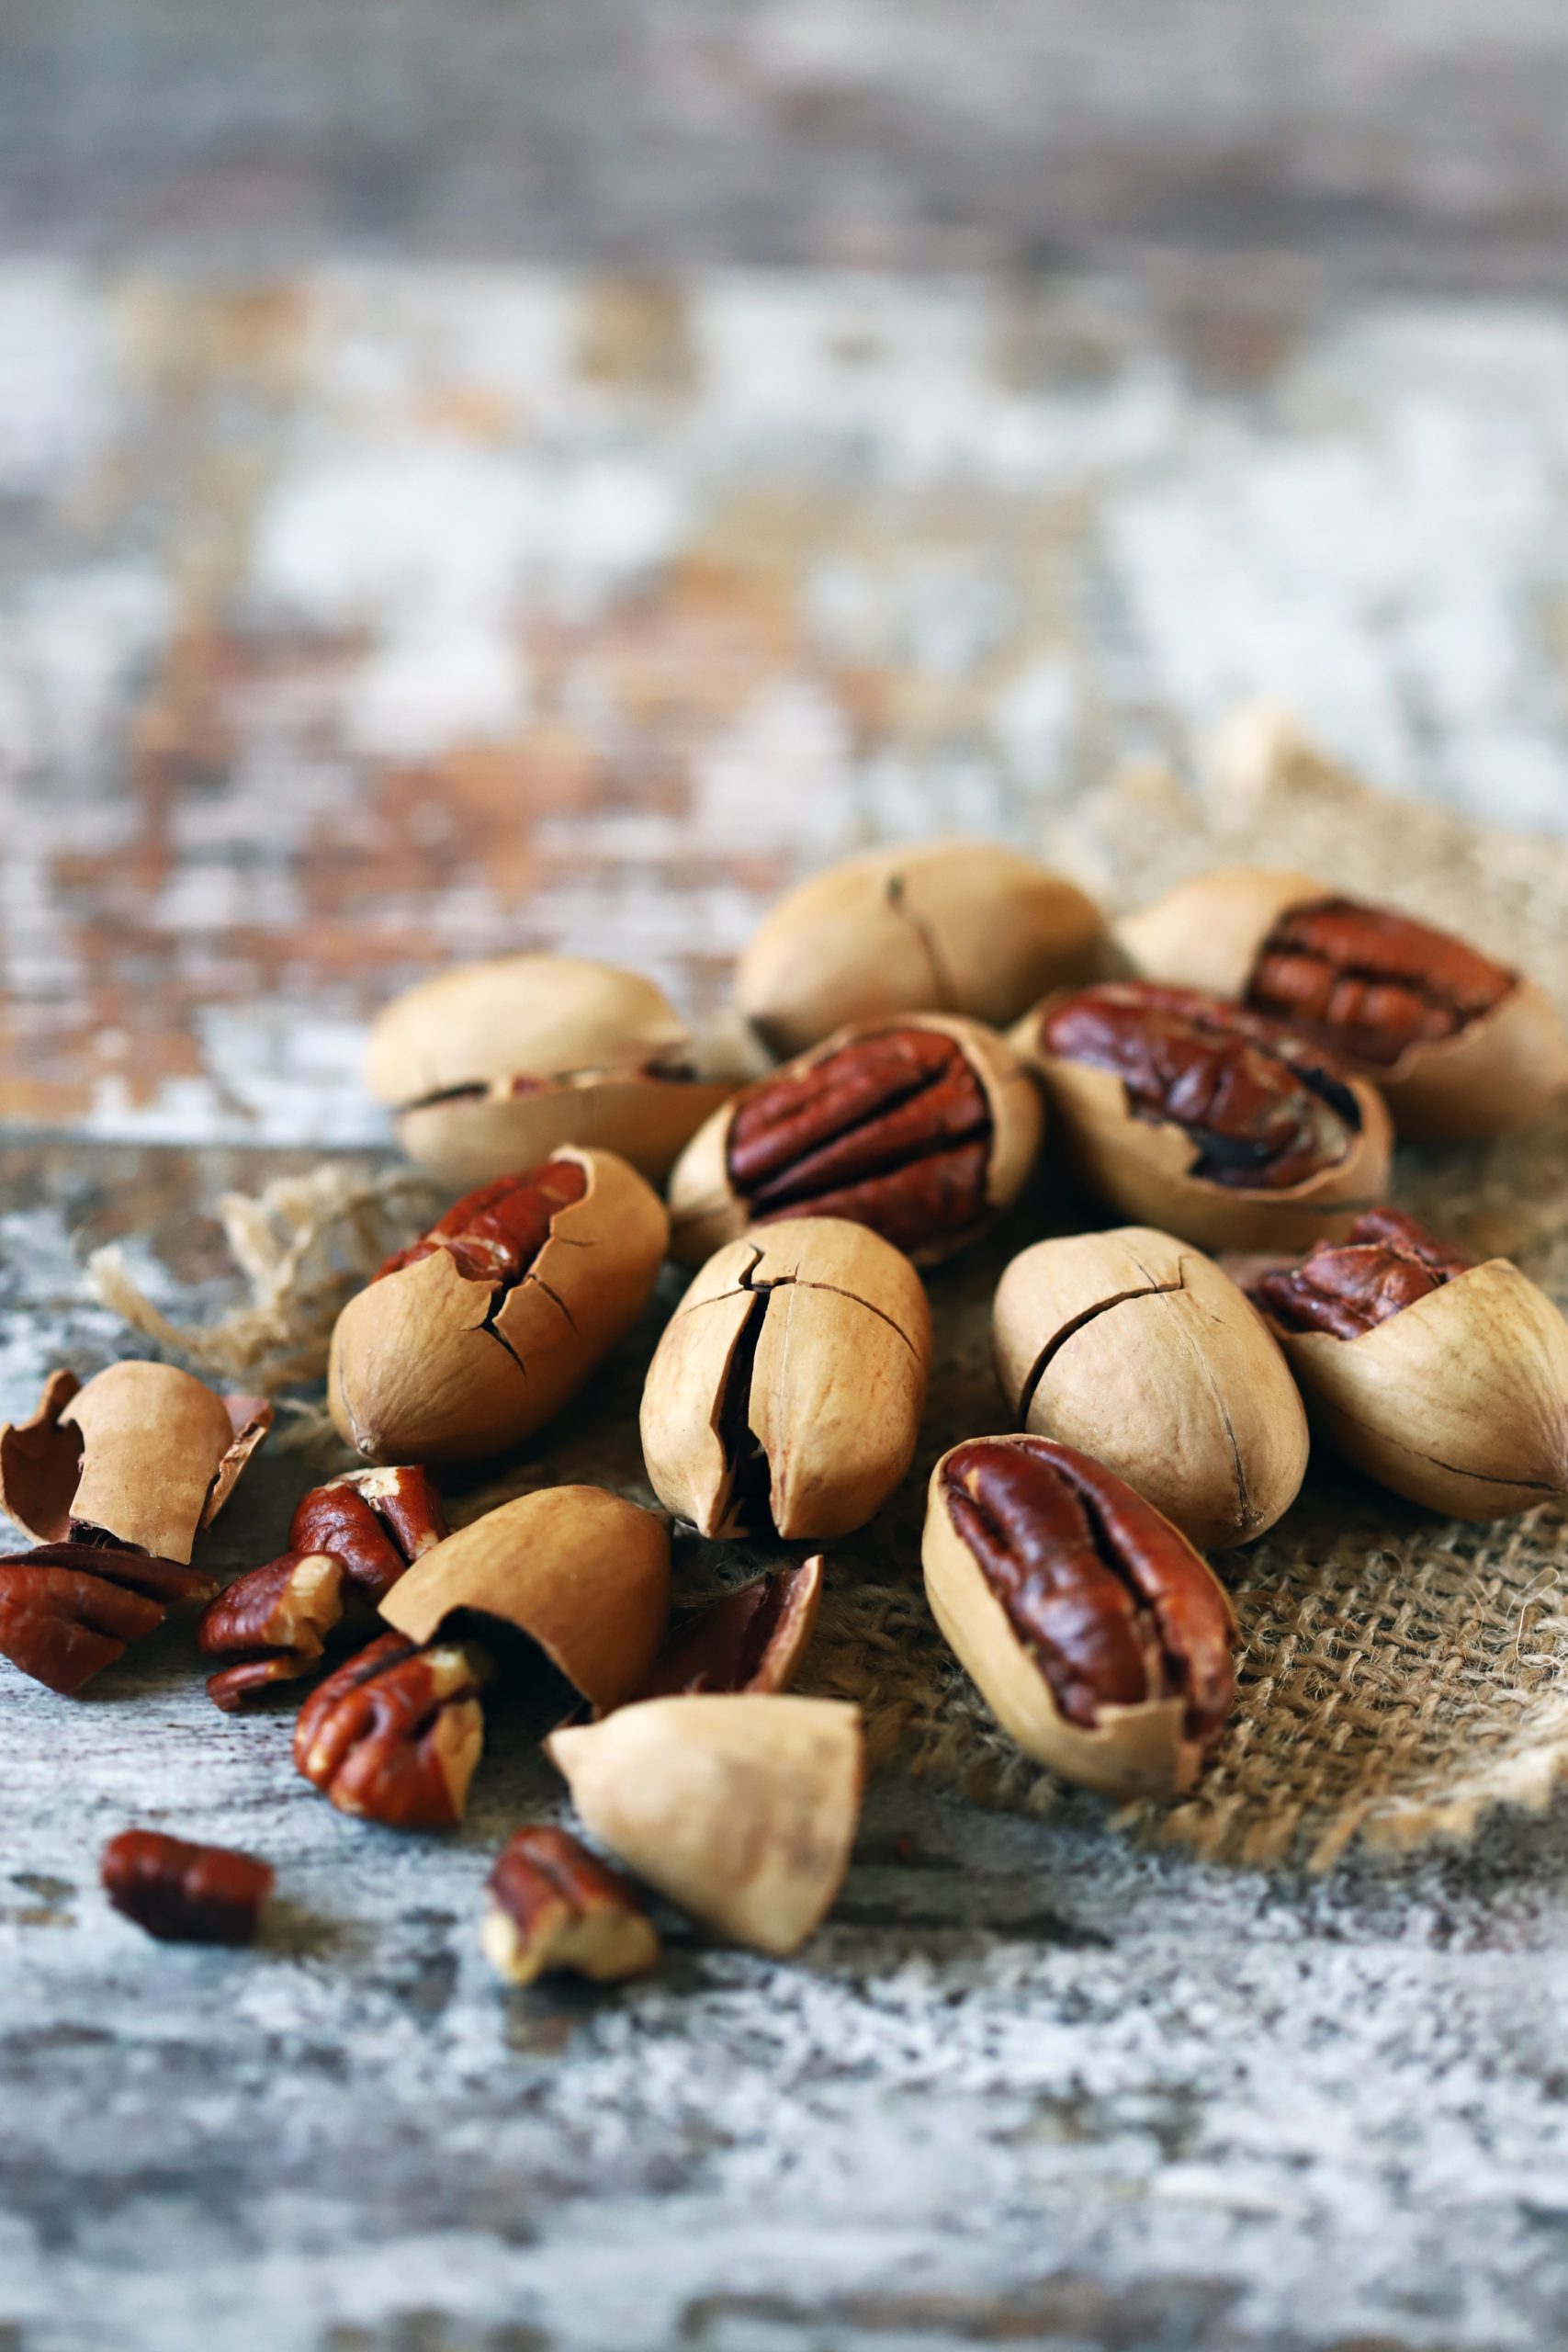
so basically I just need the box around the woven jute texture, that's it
[98,708,1568,1870]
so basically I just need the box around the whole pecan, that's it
[482,1826,660,1985]
[289,1464,448,1606]
[0,1543,218,1696]
[1247,899,1514,1069]
[294,1631,491,1830]
[1249,1207,1475,1340]
[101,1829,274,1944]
[198,1551,346,1712]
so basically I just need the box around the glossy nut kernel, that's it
[992,1227,1307,1551]
[0,1363,272,1565]
[379,1487,671,1715]
[367,954,734,1186]
[1012,981,1392,1253]
[291,1465,447,1605]
[328,1146,668,1465]
[627,1556,822,1704]
[101,1831,274,1945]
[547,1693,863,1956]
[482,1826,660,1986]
[639,1221,931,1542]
[197,1552,346,1712]
[668,1015,1042,1268]
[1116,866,1568,1140]
[922,1436,1236,1800]
[1237,1210,1568,1521]
[737,839,1105,1059]
[294,1632,490,1830]
[0,1543,218,1696]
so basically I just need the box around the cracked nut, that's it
[924,1435,1236,1799]
[102,1829,274,1944]
[481,1825,660,1985]
[0,1542,218,1696]
[1013,980,1392,1252]
[328,1147,668,1464]
[367,953,734,1186]
[1116,865,1568,1139]
[291,1464,447,1604]
[992,1227,1307,1551]
[380,1486,671,1714]
[294,1630,491,1829]
[640,1220,931,1541]
[1237,1207,1568,1520]
[547,1693,863,1955]
[737,839,1105,1059]
[669,1014,1042,1267]
[0,1363,272,1565]
[198,1552,346,1712]
[628,1555,822,1703]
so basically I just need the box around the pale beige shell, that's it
[639,1219,931,1541]
[328,1147,669,1466]
[992,1227,1307,1550]
[737,839,1106,1058]
[920,1443,1235,1800]
[1258,1258,1568,1520]
[547,1693,863,1954]
[380,1484,671,1711]
[667,1012,1043,1268]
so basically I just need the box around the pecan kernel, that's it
[294,1631,490,1830]
[0,1543,217,1696]
[482,1826,660,1985]
[376,1160,588,1286]
[101,1829,274,1944]
[198,1551,346,1712]
[628,1556,823,1702]
[1251,1208,1476,1340]
[290,1464,447,1605]
[1248,899,1514,1068]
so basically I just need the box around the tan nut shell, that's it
[1255,1258,1568,1520]
[367,954,732,1183]
[380,1485,671,1711]
[1115,865,1568,1141]
[921,1443,1234,1800]
[0,1362,272,1563]
[668,1012,1043,1268]
[737,839,1105,1058]
[328,1147,668,1466]
[992,1227,1307,1550]
[547,1693,863,1954]
[639,1219,931,1541]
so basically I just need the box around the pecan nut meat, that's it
[923,1435,1236,1798]
[482,1826,660,1985]
[198,1551,346,1712]
[0,1542,218,1696]
[295,1631,491,1830]
[1248,1206,1474,1340]
[626,1556,823,1704]
[290,1464,447,1604]
[669,1013,1042,1267]
[102,1829,274,1944]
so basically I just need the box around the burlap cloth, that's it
[95,708,1568,1871]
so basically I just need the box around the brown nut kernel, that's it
[0,1542,218,1696]
[1237,1210,1568,1520]
[627,1556,823,1704]
[367,954,734,1186]
[102,1829,274,1944]
[290,1464,447,1604]
[198,1552,346,1712]
[923,1435,1236,1799]
[992,1227,1307,1551]
[737,840,1105,1059]
[1116,865,1568,1139]
[328,1146,668,1465]
[547,1693,863,1956]
[0,1363,272,1565]
[294,1631,490,1829]
[670,1014,1041,1269]
[481,1826,660,1985]
[1013,980,1392,1252]
[639,1221,931,1541]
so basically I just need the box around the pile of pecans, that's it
[7,842,1568,1973]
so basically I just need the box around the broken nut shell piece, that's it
[482,1826,660,1985]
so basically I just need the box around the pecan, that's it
[1247,899,1514,1069]
[290,1464,447,1605]
[628,1556,823,1702]
[481,1826,660,1985]
[0,1543,217,1696]
[1249,1208,1475,1340]
[198,1551,346,1712]
[376,1161,588,1285]
[102,1829,274,1944]
[294,1631,491,1829]
[1040,982,1360,1191]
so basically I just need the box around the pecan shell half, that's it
[0,1542,217,1696]
[294,1631,490,1830]
[101,1829,274,1944]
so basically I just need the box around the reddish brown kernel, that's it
[1248,899,1514,1068]
[101,1829,274,1944]
[1250,1207,1475,1340]
[377,1160,588,1285]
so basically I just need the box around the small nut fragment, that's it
[294,1631,490,1829]
[198,1552,347,1712]
[640,1221,931,1541]
[367,954,734,1186]
[1239,1208,1568,1520]
[0,1542,218,1696]
[291,1464,447,1604]
[0,1363,272,1564]
[992,1227,1307,1550]
[737,840,1106,1059]
[481,1826,660,1985]
[668,1015,1042,1267]
[1116,865,1568,1139]
[547,1693,863,1956]
[923,1435,1236,1799]
[628,1556,822,1703]
[101,1829,274,1944]
[328,1147,668,1464]
[380,1487,671,1713]
[1013,980,1392,1252]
